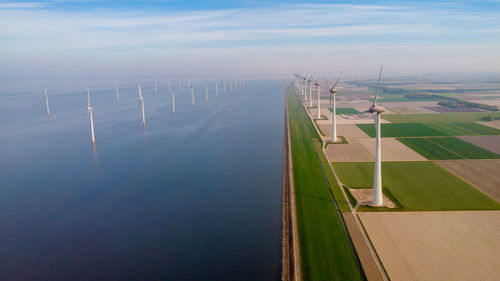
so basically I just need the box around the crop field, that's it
[458,135,500,154]
[359,211,500,281]
[425,122,500,135]
[437,160,500,202]
[356,123,446,137]
[398,137,500,160]
[382,112,500,123]
[287,89,363,281]
[329,107,360,114]
[332,161,500,210]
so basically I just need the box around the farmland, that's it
[359,211,500,281]
[287,90,363,280]
[382,112,500,123]
[398,137,500,160]
[425,122,500,135]
[329,107,360,114]
[356,123,446,137]
[333,161,500,210]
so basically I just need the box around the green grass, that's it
[357,123,447,137]
[329,107,360,114]
[333,162,500,211]
[398,137,500,160]
[288,88,363,281]
[383,112,500,123]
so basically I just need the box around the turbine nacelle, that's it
[369,104,386,114]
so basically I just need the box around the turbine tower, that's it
[308,77,313,107]
[325,78,340,142]
[315,76,321,119]
[86,87,91,112]
[205,84,209,102]
[138,84,146,126]
[154,81,158,95]
[113,82,119,103]
[190,83,195,106]
[223,81,226,94]
[368,66,385,206]
[43,89,50,116]
[230,80,232,91]
[215,82,219,97]
[168,82,175,113]
[87,91,95,145]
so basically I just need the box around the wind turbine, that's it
[230,80,233,91]
[43,89,50,116]
[168,82,175,113]
[87,91,95,144]
[205,84,209,102]
[314,76,321,120]
[368,66,385,206]
[189,82,195,106]
[308,77,313,107]
[86,87,91,112]
[138,84,146,126]
[215,81,219,97]
[154,81,158,95]
[223,81,226,94]
[325,78,340,142]
[113,82,119,103]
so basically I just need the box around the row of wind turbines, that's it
[42,78,246,146]
[294,66,386,207]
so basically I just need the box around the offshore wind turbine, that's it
[367,66,385,206]
[113,82,119,103]
[168,82,176,113]
[43,89,50,116]
[154,81,158,95]
[314,76,321,119]
[223,81,226,94]
[325,78,340,142]
[205,84,209,102]
[86,87,91,112]
[215,81,219,97]
[230,80,233,91]
[138,84,146,126]
[87,91,95,144]
[189,82,195,106]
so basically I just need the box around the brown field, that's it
[478,120,500,130]
[382,101,438,114]
[465,99,500,106]
[326,137,426,162]
[437,160,500,202]
[458,135,500,154]
[318,124,369,138]
[359,211,500,281]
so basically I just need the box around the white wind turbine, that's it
[154,81,158,95]
[308,77,313,107]
[189,81,195,106]
[325,78,340,142]
[215,81,219,97]
[303,76,307,100]
[230,80,233,91]
[223,81,226,94]
[43,88,50,116]
[314,76,321,119]
[168,82,176,113]
[113,82,119,103]
[138,84,146,126]
[367,66,385,206]
[87,90,95,144]
[86,87,91,112]
[205,84,209,102]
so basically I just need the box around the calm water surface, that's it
[0,80,284,280]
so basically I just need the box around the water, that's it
[0,80,284,280]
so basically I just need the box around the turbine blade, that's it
[324,78,332,89]
[373,65,383,105]
[332,78,340,89]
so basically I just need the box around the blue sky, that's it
[1,0,500,79]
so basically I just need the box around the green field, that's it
[382,112,500,123]
[424,122,500,135]
[333,162,500,211]
[288,88,363,280]
[357,123,447,137]
[329,107,360,114]
[357,122,500,137]
[398,137,500,160]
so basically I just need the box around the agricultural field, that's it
[458,135,500,154]
[398,137,500,160]
[333,161,500,210]
[425,122,500,135]
[359,211,500,281]
[382,112,500,123]
[288,89,363,281]
[356,123,446,137]
[329,107,360,114]
[437,160,500,202]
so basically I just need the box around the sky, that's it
[1,0,500,80]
